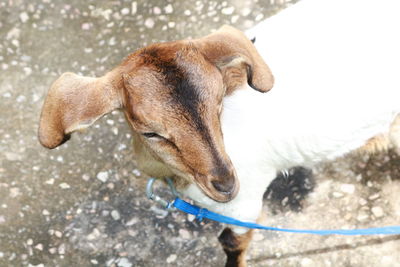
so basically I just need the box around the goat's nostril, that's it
[211,180,235,194]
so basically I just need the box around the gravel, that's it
[2,0,400,266]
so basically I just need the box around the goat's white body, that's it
[183,0,400,233]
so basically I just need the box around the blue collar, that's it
[147,178,400,235]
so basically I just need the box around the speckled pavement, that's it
[1,0,400,266]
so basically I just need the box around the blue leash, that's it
[147,178,400,236]
[173,197,400,236]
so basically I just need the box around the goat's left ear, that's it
[195,25,274,94]
[38,71,122,149]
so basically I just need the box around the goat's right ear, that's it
[195,25,274,94]
[38,71,122,149]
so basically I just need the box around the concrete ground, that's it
[1,0,399,266]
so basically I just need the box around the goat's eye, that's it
[142,132,161,138]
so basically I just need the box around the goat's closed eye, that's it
[142,132,162,139]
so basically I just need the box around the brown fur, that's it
[38,71,123,149]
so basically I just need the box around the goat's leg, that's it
[218,227,254,267]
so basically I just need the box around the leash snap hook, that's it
[146,178,179,212]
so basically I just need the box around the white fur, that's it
[183,0,400,234]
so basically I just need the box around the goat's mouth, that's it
[193,176,239,203]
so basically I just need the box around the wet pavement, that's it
[1,0,400,266]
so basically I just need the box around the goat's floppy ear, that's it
[196,25,274,94]
[38,71,122,149]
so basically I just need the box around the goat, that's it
[38,24,272,266]
[38,0,400,266]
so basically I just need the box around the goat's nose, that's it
[211,179,235,195]
[210,165,237,194]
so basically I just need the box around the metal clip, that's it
[146,178,180,211]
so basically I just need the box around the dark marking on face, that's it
[139,47,205,132]
[139,46,230,177]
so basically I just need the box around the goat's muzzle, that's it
[195,169,239,203]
